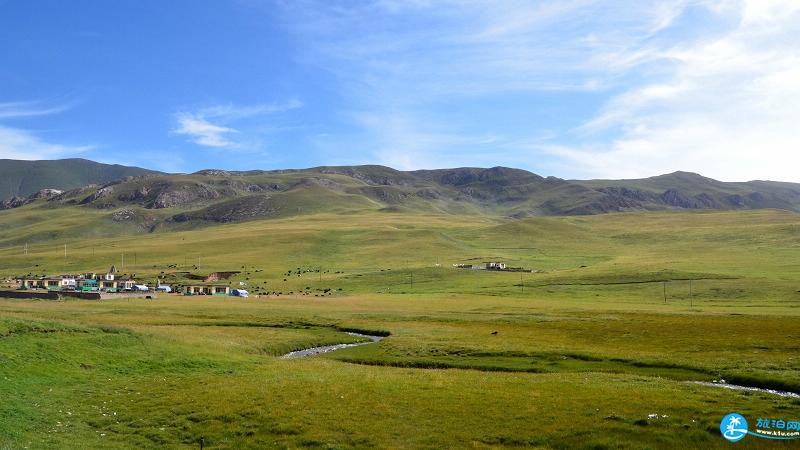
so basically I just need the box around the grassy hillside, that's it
[0,158,161,201]
[0,208,798,448]
[3,164,800,236]
[578,171,800,211]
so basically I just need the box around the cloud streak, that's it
[198,99,303,120]
[274,1,708,170]
[0,100,92,160]
[551,0,800,181]
[279,0,699,97]
[0,125,93,160]
[172,100,303,148]
[173,114,238,148]
[272,0,800,181]
[0,101,72,120]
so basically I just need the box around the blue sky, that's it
[1,0,799,181]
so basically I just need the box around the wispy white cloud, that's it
[172,100,303,148]
[0,100,72,120]
[272,0,709,170]
[198,99,303,120]
[173,114,238,148]
[350,111,486,169]
[274,0,800,181]
[0,100,92,160]
[316,110,514,170]
[549,0,800,181]
[0,125,93,160]
[279,0,696,98]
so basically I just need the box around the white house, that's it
[58,276,77,288]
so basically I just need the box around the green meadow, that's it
[0,208,799,448]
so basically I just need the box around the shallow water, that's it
[689,381,800,398]
[281,340,800,398]
[280,332,384,359]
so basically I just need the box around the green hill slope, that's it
[576,171,800,211]
[0,158,162,201]
[1,162,800,236]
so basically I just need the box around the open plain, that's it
[0,208,798,448]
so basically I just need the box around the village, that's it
[452,261,536,272]
[10,265,250,299]
[2,260,533,301]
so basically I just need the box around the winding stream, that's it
[280,335,799,399]
[689,381,800,398]
[280,332,384,359]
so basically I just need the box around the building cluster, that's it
[16,266,151,293]
[452,262,508,270]
[452,261,535,272]
[16,266,249,297]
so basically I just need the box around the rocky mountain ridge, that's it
[2,161,798,231]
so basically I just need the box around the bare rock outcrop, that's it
[80,186,115,205]
[151,184,221,209]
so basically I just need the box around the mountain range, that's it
[1,159,799,232]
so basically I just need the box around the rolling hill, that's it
[0,158,162,201]
[1,161,799,238]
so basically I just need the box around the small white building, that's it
[18,275,77,290]
[118,279,136,291]
[58,276,78,288]
[104,265,117,281]
[486,262,507,270]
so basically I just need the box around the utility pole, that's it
[64,244,67,259]
[520,272,524,293]
[122,252,125,270]
[406,258,413,290]
[663,281,667,303]
[24,242,28,256]
[689,279,693,308]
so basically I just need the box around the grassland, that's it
[0,208,798,448]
